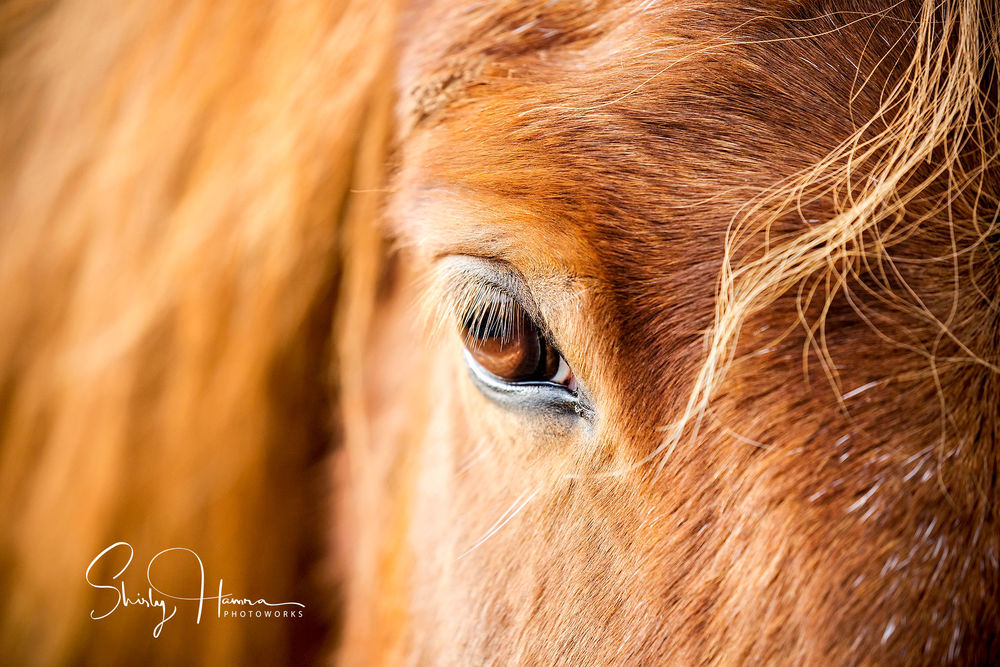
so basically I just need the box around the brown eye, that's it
[460,294,574,388]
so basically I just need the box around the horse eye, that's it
[460,299,575,390]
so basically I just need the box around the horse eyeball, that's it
[460,293,575,389]
[462,306,543,381]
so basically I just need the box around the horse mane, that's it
[0,0,996,662]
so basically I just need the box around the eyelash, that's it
[455,281,530,346]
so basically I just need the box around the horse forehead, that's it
[394,2,721,233]
[396,0,720,131]
[394,0,849,129]
[394,0,859,217]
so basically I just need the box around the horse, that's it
[0,0,997,664]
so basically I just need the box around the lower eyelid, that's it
[462,348,583,418]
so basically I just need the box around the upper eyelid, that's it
[436,255,543,323]
[435,257,567,354]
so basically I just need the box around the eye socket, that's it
[460,291,576,391]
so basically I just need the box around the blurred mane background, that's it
[0,0,393,663]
